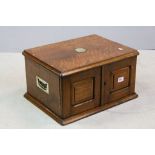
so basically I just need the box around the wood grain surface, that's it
[23,34,139,76]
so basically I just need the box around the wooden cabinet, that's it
[23,34,139,125]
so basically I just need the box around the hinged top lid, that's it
[23,34,139,76]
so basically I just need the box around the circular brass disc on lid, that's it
[118,47,123,51]
[75,48,87,53]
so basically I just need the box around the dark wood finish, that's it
[102,57,137,104]
[23,34,139,125]
[23,34,139,76]
[25,58,62,116]
[72,78,94,105]
[62,68,101,117]
[24,92,138,125]
[111,67,129,91]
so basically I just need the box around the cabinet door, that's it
[62,67,101,118]
[102,57,137,104]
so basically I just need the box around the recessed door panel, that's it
[102,57,137,104]
[111,67,130,91]
[72,77,94,105]
[62,67,101,118]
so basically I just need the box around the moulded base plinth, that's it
[24,92,138,125]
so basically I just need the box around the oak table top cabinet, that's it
[23,34,139,125]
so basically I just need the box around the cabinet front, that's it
[102,57,137,104]
[62,67,101,118]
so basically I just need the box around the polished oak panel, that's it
[62,67,101,117]
[23,34,139,76]
[72,77,94,105]
[111,67,129,91]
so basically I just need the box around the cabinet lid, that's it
[23,34,139,76]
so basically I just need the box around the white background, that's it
[0,0,155,155]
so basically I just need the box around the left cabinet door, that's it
[62,67,101,118]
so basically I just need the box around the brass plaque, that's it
[36,76,49,94]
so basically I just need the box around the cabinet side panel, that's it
[25,57,62,116]
[129,56,137,94]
